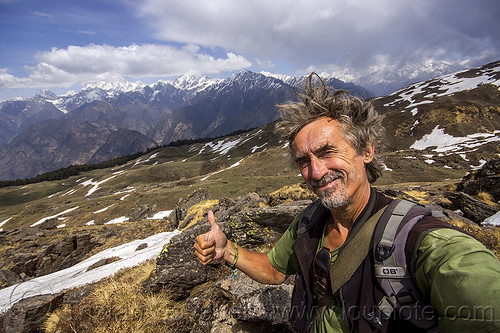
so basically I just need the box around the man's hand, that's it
[194,210,228,265]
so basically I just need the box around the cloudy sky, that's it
[1,0,499,100]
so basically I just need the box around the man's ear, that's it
[363,144,375,163]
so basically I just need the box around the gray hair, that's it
[276,73,384,183]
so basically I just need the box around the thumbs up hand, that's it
[194,210,228,265]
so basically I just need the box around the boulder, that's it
[11,254,38,277]
[221,273,293,327]
[130,204,150,220]
[143,222,225,300]
[171,189,213,227]
[135,243,148,251]
[38,218,58,230]
[183,273,293,332]
[86,257,121,271]
[9,233,99,280]
[457,158,500,202]
[0,293,64,333]
[143,191,304,300]
[225,202,308,248]
[0,269,22,289]
[445,191,499,224]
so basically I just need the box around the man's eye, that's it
[296,159,309,168]
[319,150,335,158]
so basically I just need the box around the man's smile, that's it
[311,171,344,193]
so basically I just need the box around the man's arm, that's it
[194,210,287,285]
[415,228,500,332]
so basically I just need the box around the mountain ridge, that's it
[0,62,499,181]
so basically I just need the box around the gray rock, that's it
[86,257,121,271]
[445,191,499,224]
[0,293,64,333]
[38,218,58,230]
[172,189,213,227]
[457,158,500,202]
[130,204,150,220]
[219,273,293,327]
[135,243,148,251]
[143,223,224,300]
[0,269,22,288]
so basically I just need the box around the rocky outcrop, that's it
[0,270,22,289]
[6,232,99,284]
[445,191,499,224]
[143,188,311,331]
[0,293,64,333]
[457,158,500,202]
[185,273,294,332]
[443,158,500,224]
[169,188,213,228]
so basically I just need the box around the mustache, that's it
[310,171,344,191]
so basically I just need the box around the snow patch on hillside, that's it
[81,171,124,196]
[0,229,180,313]
[200,158,245,181]
[147,210,173,220]
[410,126,500,153]
[0,217,12,231]
[105,216,129,224]
[386,63,500,109]
[30,207,79,227]
[483,211,500,226]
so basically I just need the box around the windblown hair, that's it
[276,73,384,183]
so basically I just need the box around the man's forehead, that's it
[292,138,339,156]
[292,119,345,152]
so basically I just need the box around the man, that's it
[194,74,500,332]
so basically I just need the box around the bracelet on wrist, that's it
[228,242,238,279]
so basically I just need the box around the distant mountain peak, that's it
[171,74,221,92]
[260,71,296,84]
[34,89,58,100]
[82,78,146,94]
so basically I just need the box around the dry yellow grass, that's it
[179,199,219,230]
[476,191,497,206]
[268,182,316,204]
[43,260,184,333]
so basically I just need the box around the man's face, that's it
[292,117,373,210]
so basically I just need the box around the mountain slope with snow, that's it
[0,61,499,181]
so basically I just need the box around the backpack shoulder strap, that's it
[364,199,439,332]
[296,199,327,236]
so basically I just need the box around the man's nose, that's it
[310,157,328,180]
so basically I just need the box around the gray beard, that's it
[318,186,351,209]
[311,171,351,209]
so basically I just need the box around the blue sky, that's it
[1,0,500,100]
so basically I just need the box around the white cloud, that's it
[34,11,55,20]
[133,0,500,74]
[0,43,251,89]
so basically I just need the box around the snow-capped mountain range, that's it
[0,61,499,181]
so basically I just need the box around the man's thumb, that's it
[208,210,217,230]
[202,210,218,243]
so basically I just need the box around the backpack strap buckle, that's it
[376,241,395,260]
[364,296,396,329]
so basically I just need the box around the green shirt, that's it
[267,212,500,332]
